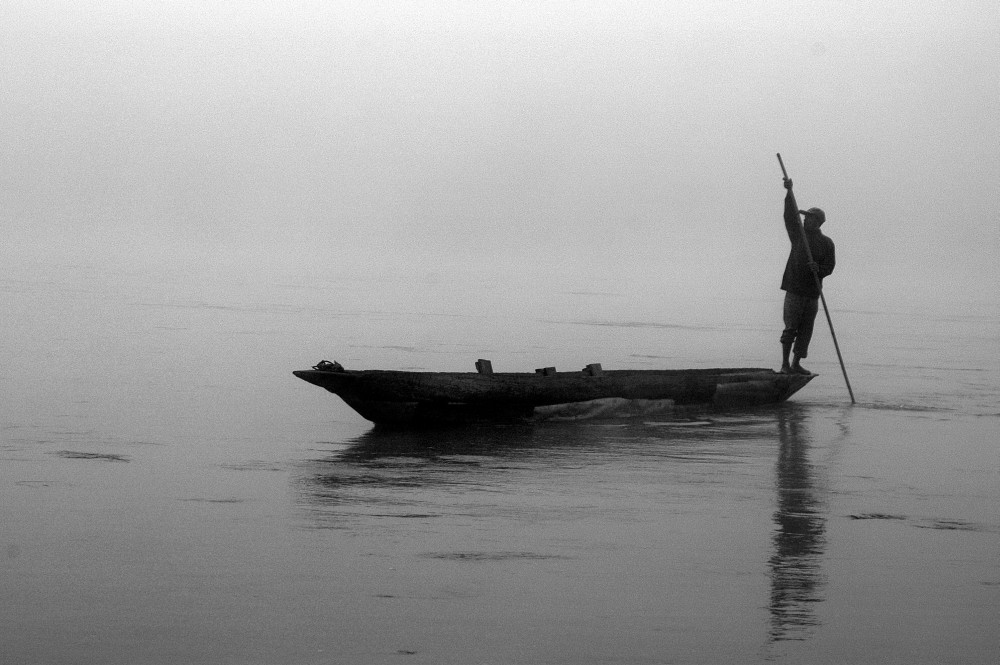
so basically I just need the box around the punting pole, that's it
[776,153,856,404]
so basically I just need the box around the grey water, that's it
[2,263,998,664]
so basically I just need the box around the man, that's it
[779,177,835,375]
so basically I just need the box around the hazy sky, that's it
[4,1,998,310]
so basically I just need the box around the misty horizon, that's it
[4,1,998,314]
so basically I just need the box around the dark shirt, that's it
[781,191,835,297]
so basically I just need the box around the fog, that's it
[4,1,999,314]
[5,8,998,661]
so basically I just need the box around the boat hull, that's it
[293,366,815,426]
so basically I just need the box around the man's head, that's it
[800,207,825,231]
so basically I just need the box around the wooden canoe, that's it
[293,360,815,426]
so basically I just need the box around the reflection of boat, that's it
[292,360,816,426]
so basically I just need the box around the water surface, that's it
[2,264,998,664]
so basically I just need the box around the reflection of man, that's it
[780,178,835,375]
[769,406,826,642]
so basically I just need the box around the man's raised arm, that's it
[783,178,801,242]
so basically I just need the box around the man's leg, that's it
[791,297,819,374]
[780,293,799,373]
[781,341,793,372]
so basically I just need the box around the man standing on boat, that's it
[779,177,835,375]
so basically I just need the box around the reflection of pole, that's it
[776,153,856,404]
[768,406,826,642]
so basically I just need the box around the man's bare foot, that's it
[780,364,792,374]
[791,363,811,375]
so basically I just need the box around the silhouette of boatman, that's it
[779,177,835,375]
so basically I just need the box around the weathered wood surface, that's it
[293,366,815,425]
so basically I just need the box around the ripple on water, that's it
[422,551,573,562]
[53,451,130,462]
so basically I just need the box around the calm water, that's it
[3,263,998,664]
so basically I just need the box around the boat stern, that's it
[712,371,816,407]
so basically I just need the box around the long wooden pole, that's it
[776,153,856,404]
